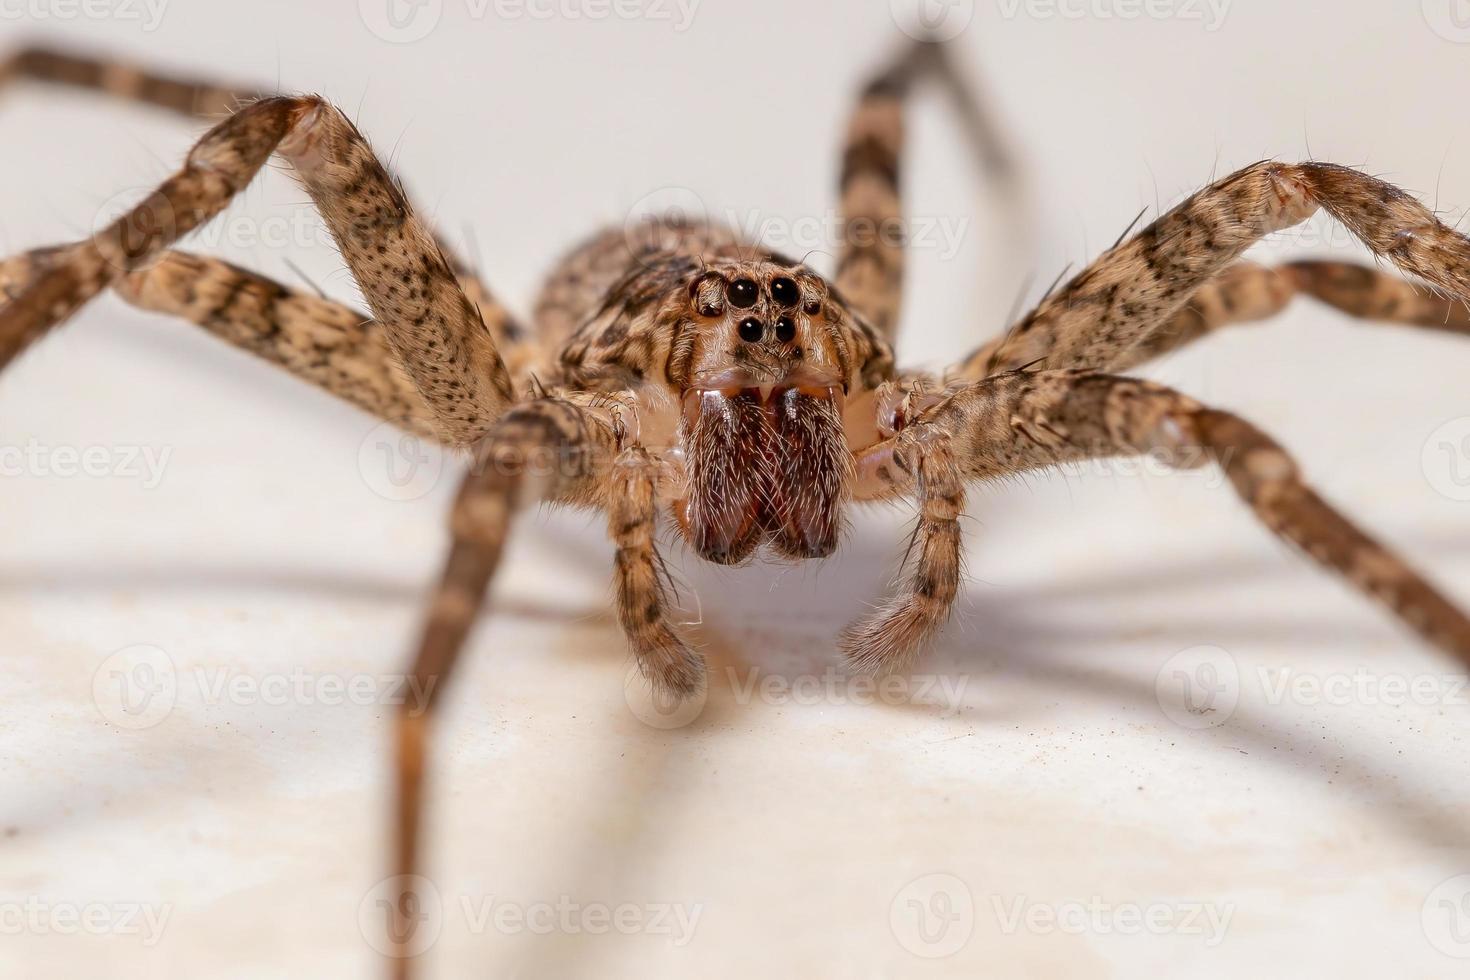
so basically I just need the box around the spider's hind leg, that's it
[836,38,1022,342]
[960,161,1470,378]
[1116,260,1470,371]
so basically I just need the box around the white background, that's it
[4,0,1470,977]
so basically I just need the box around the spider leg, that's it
[388,402,701,977]
[0,247,439,435]
[847,369,1470,674]
[0,43,252,114]
[610,446,703,698]
[1114,260,1470,371]
[836,38,1020,341]
[0,43,524,359]
[0,95,512,445]
[390,396,620,977]
[958,161,1470,378]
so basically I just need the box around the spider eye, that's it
[803,298,822,316]
[728,278,758,308]
[774,316,796,343]
[770,277,799,308]
[737,317,765,342]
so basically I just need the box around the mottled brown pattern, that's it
[963,161,1470,377]
[842,425,964,674]
[610,447,704,697]
[554,222,894,395]
[0,45,526,385]
[0,96,300,367]
[392,395,619,970]
[835,39,1016,341]
[854,369,1470,672]
[8,43,1470,980]
[1119,260,1470,370]
[0,44,257,115]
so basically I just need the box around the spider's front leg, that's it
[608,446,705,698]
[840,421,966,674]
[846,369,1470,675]
[0,94,514,446]
[389,399,698,976]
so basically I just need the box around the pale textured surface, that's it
[4,2,1470,978]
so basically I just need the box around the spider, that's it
[4,38,1470,977]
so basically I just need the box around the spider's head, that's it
[561,242,893,566]
[667,259,881,566]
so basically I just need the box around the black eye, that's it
[728,278,758,308]
[770,277,799,308]
[737,317,765,342]
[774,316,796,343]
[803,298,822,316]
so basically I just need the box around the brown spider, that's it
[5,39,1470,977]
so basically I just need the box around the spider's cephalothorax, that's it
[10,41,1470,980]
[554,228,894,564]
